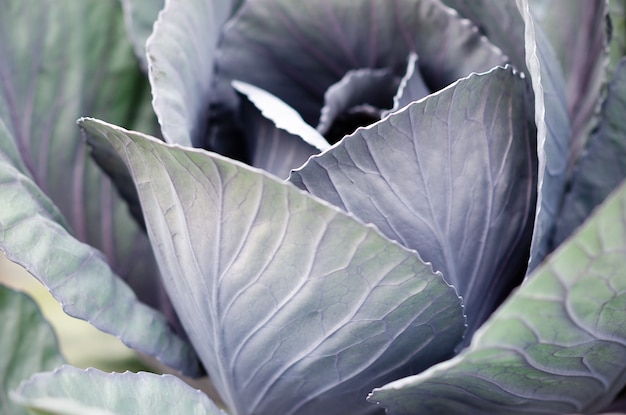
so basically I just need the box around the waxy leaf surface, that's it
[370,179,626,415]
[291,66,537,340]
[516,0,572,271]
[531,0,609,168]
[84,118,466,415]
[442,0,571,270]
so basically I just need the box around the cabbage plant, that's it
[1,0,626,414]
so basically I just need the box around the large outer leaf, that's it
[83,118,466,415]
[290,66,537,340]
[12,366,226,415]
[0,0,166,311]
[0,0,198,373]
[530,0,609,170]
[369,179,626,415]
[516,0,572,272]
[215,0,507,128]
[554,58,626,245]
[147,0,235,147]
[0,119,199,375]
[0,285,64,415]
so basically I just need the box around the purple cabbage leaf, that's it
[4,0,626,414]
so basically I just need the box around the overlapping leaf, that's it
[317,67,398,142]
[0,0,161,303]
[12,366,226,415]
[232,81,329,152]
[233,83,319,179]
[515,0,571,272]
[0,118,198,375]
[530,0,609,168]
[0,0,199,375]
[82,118,466,415]
[554,58,626,245]
[147,0,237,147]
[386,53,430,114]
[0,285,64,415]
[441,0,572,271]
[120,0,165,68]
[369,178,626,415]
[215,0,507,128]
[291,66,537,340]
[442,0,526,70]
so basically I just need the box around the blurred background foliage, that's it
[0,253,149,373]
